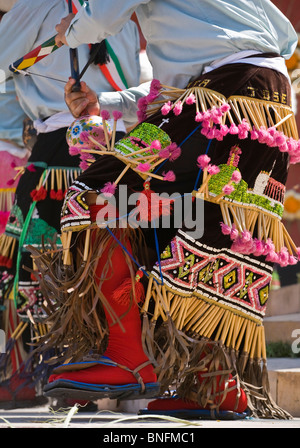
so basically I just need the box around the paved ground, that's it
[0,403,299,430]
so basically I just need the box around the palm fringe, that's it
[27,225,147,365]
[140,278,292,419]
[148,85,298,140]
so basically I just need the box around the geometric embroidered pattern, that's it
[153,229,273,320]
[60,181,93,232]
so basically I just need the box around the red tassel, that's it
[27,163,36,172]
[1,256,8,267]
[111,270,145,306]
[56,189,64,201]
[135,181,173,222]
[50,190,57,200]
[30,186,47,201]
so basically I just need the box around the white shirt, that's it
[0,0,141,128]
[64,0,297,123]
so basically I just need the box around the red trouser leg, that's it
[148,363,247,413]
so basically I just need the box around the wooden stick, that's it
[141,276,153,313]
[83,229,91,261]
[61,231,72,265]
[88,136,109,152]
[114,163,132,186]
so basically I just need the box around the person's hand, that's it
[55,13,75,47]
[65,78,100,118]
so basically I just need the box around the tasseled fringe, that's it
[0,188,15,213]
[0,188,16,233]
[111,270,145,306]
[0,234,17,269]
[218,204,300,266]
[191,155,300,267]
[30,167,81,202]
[143,82,300,163]
[140,277,292,419]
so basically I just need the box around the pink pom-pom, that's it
[112,110,123,121]
[195,112,203,122]
[263,238,275,256]
[147,92,158,103]
[137,110,147,122]
[214,129,225,141]
[163,170,176,182]
[27,163,36,172]
[231,170,242,183]
[159,147,170,158]
[230,225,239,240]
[150,79,161,93]
[11,161,16,168]
[229,123,239,135]
[240,230,252,242]
[161,101,172,116]
[207,127,217,139]
[210,107,222,124]
[197,154,211,169]
[186,93,196,105]
[250,128,259,140]
[222,184,234,195]
[138,96,149,111]
[239,119,250,131]
[101,182,117,196]
[287,137,297,154]
[275,132,286,147]
[288,255,298,265]
[173,101,183,116]
[220,222,231,235]
[237,120,250,139]
[278,247,290,267]
[231,238,244,253]
[169,146,181,161]
[220,103,230,114]
[252,239,265,256]
[201,119,211,129]
[79,152,90,161]
[137,162,151,172]
[201,127,210,137]
[101,110,111,121]
[150,140,161,151]
[279,142,289,153]
[207,164,220,175]
[219,124,229,136]
[290,154,300,164]
[69,146,82,155]
[266,250,279,263]
[79,160,89,171]
[202,111,211,121]
[257,127,274,146]
[238,128,248,140]
[7,179,15,186]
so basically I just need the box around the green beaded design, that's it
[208,165,284,217]
[115,122,171,160]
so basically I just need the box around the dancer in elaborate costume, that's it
[32,0,300,419]
[0,0,141,408]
